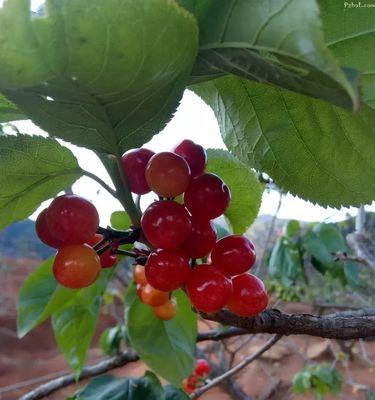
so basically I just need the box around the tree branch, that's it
[199,308,375,340]
[19,350,140,400]
[191,334,282,399]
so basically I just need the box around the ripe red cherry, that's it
[53,244,101,289]
[186,265,232,313]
[35,208,64,248]
[184,173,230,220]
[145,249,190,292]
[227,273,268,317]
[195,359,211,376]
[180,217,216,259]
[211,235,256,276]
[141,200,191,249]
[173,139,207,177]
[122,148,155,194]
[145,152,191,197]
[47,194,99,245]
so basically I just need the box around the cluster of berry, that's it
[123,140,268,318]
[35,195,118,289]
[182,359,211,394]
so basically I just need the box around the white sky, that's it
[13,90,374,226]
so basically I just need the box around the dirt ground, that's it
[0,262,374,400]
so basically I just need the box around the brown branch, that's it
[199,308,375,340]
[191,334,282,399]
[19,350,140,400]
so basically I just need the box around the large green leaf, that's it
[194,76,375,207]
[52,269,114,376]
[125,285,197,386]
[206,149,263,233]
[1,0,198,154]
[319,1,375,109]
[0,93,25,122]
[187,0,358,109]
[0,134,82,230]
[17,257,77,338]
[72,374,163,400]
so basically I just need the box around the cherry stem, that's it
[97,243,112,256]
[93,237,108,251]
[96,226,141,242]
[114,249,137,258]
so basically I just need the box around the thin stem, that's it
[115,156,142,226]
[190,334,282,399]
[82,170,118,199]
[114,249,137,258]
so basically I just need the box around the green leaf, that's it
[283,220,301,239]
[0,93,25,122]
[194,76,375,207]
[73,374,163,400]
[1,0,198,154]
[302,223,358,286]
[269,237,303,286]
[125,284,197,385]
[17,257,78,338]
[0,134,82,230]
[52,269,114,376]
[99,325,126,357]
[293,371,312,394]
[319,1,375,109]
[110,211,131,230]
[189,0,358,109]
[206,149,263,233]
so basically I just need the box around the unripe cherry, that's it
[53,244,101,289]
[186,265,232,313]
[122,148,155,194]
[133,264,147,285]
[145,249,190,292]
[173,139,207,177]
[140,283,169,307]
[180,217,216,259]
[47,194,99,245]
[153,298,178,320]
[227,273,268,317]
[184,173,230,220]
[211,235,256,276]
[35,208,64,248]
[145,152,191,197]
[141,200,191,249]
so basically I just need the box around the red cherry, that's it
[173,139,207,177]
[35,208,64,248]
[145,249,190,292]
[53,244,101,289]
[184,173,230,220]
[180,217,216,259]
[211,235,256,276]
[182,378,195,394]
[47,194,99,245]
[195,359,211,376]
[122,148,155,194]
[145,152,191,197]
[186,265,232,313]
[141,200,191,249]
[227,273,268,317]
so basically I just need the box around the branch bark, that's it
[19,350,140,400]
[199,308,375,340]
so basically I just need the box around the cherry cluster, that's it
[182,359,211,394]
[123,140,268,318]
[35,195,118,289]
